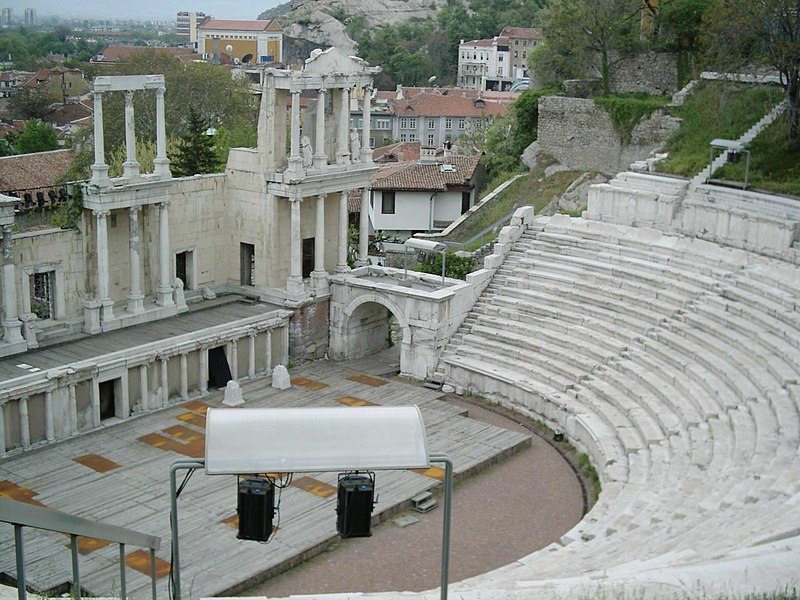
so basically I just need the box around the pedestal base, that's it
[127,293,145,314]
[157,286,175,308]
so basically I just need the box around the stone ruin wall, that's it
[537,96,681,174]
[608,52,679,96]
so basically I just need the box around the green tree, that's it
[702,0,800,148]
[14,119,59,154]
[532,0,643,93]
[170,107,219,177]
[8,86,59,120]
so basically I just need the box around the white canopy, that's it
[204,406,430,475]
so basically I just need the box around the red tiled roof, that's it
[199,19,276,32]
[373,141,421,163]
[371,155,482,192]
[22,67,83,88]
[461,36,509,47]
[0,149,74,195]
[95,46,199,63]
[44,102,93,127]
[500,26,543,40]
[389,91,509,118]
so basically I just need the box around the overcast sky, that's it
[10,0,284,22]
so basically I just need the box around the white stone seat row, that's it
[435,215,800,597]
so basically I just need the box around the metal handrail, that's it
[0,497,161,600]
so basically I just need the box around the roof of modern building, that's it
[0,149,74,195]
[93,45,199,63]
[21,66,84,88]
[198,18,281,32]
[371,154,482,192]
[460,36,509,47]
[500,26,543,39]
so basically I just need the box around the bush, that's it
[593,93,670,145]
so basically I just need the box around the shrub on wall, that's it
[593,93,670,145]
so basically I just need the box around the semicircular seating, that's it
[433,215,800,598]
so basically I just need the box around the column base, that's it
[90,164,113,189]
[82,299,102,334]
[336,153,351,165]
[100,298,115,322]
[157,287,175,308]
[333,264,352,274]
[313,155,328,170]
[311,270,329,293]
[127,293,145,314]
[153,157,172,179]
[122,161,141,180]
[286,276,305,295]
[2,318,24,344]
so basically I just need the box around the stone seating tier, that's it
[434,215,800,597]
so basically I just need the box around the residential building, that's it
[352,86,516,151]
[176,11,208,45]
[1,7,11,26]
[0,70,33,98]
[500,26,542,81]
[0,149,74,212]
[21,67,90,102]
[197,18,283,65]
[457,36,511,91]
[369,153,484,238]
[23,7,35,26]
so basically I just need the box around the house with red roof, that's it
[353,86,517,151]
[369,152,484,238]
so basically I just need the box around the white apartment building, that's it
[457,36,512,91]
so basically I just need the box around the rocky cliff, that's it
[260,0,450,55]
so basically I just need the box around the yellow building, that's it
[198,18,283,65]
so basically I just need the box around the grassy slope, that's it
[657,81,799,196]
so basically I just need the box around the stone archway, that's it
[330,292,414,374]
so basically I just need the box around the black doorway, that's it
[208,346,233,389]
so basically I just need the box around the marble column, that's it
[153,86,172,178]
[68,383,78,434]
[95,210,115,323]
[160,357,169,407]
[90,90,111,187]
[313,88,328,169]
[44,390,54,442]
[199,348,208,394]
[361,86,373,163]
[337,87,351,164]
[19,397,30,449]
[248,334,256,378]
[311,194,328,291]
[157,201,175,307]
[179,353,188,400]
[127,207,144,314]
[287,89,303,177]
[1,226,23,343]
[335,191,350,272]
[0,405,5,455]
[286,197,304,294]
[264,330,272,374]
[139,364,148,411]
[358,188,370,266]
[122,90,140,179]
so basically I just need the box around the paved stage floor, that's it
[0,355,531,599]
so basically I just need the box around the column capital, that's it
[125,89,134,103]
[94,209,111,219]
[159,199,172,209]
[129,205,140,215]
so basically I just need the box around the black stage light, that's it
[237,477,275,542]
[336,472,375,538]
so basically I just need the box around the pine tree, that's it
[170,107,219,177]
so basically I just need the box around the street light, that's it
[403,238,447,287]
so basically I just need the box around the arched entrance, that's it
[330,293,413,375]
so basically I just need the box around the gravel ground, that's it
[243,397,585,597]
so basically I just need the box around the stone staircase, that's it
[431,215,800,597]
[689,99,789,189]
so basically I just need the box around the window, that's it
[498,67,503,75]
[514,51,518,59]
[427,134,435,145]
[515,40,519,45]
[427,118,435,129]
[409,133,417,141]
[381,191,395,214]
[400,117,417,129]
[458,118,466,130]
[499,55,504,61]
[522,51,527,59]
[29,271,54,319]
[445,118,452,129]
[400,133,408,142]
[376,119,390,130]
